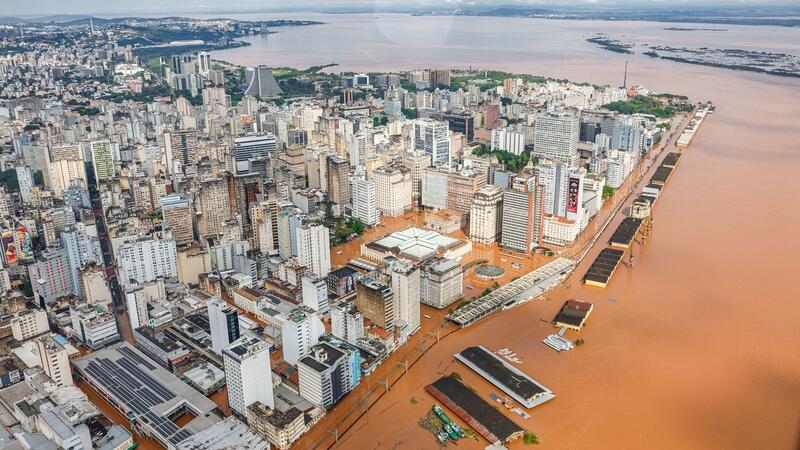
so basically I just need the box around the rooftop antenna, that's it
[623,61,628,89]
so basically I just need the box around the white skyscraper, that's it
[412,118,451,167]
[223,336,275,417]
[15,167,33,204]
[330,302,365,345]
[301,275,329,313]
[391,259,421,336]
[351,177,379,227]
[118,237,177,287]
[490,127,526,155]
[281,307,324,366]
[296,223,331,278]
[533,112,580,163]
[208,299,241,355]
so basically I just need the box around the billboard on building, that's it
[567,177,580,214]
[1,231,17,265]
[15,227,33,263]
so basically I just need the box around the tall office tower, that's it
[244,66,283,98]
[223,336,275,417]
[356,278,396,332]
[251,200,279,253]
[164,129,198,167]
[330,302,365,344]
[160,194,194,243]
[171,55,184,75]
[446,169,487,218]
[302,275,329,313]
[282,307,324,366]
[485,103,501,129]
[15,167,32,203]
[296,223,331,278]
[28,247,74,306]
[325,155,351,206]
[233,134,278,175]
[373,164,412,217]
[501,173,546,252]
[49,143,82,162]
[611,124,644,153]
[208,299,241,355]
[419,258,463,309]
[277,206,303,259]
[118,237,177,286]
[490,127,526,155]
[90,139,114,180]
[533,112,580,163]
[351,177,379,227]
[536,161,585,221]
[469,185,504,244]
[197,178,231,237]
[36,334,74,387]
[60,227,101,299]
[391,259,421,336]
[402,150,432,206]
[197,51,212,75]
[428,68,451,88]
[413,118,451,168]
[298,342,360,408]
[421,168,449,210]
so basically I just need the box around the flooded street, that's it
[211,14,800,450]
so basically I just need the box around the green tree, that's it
[602,186,615,200]
[347,218,366,234]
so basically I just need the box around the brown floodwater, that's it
[208,13,800,450]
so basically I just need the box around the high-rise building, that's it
[413,118,451,167]
[281,307,324,366]
[223,336,275,417]
[15,166,33,204]
[296,223,331,278]
[402,150,431,207]
[330,302,365,345]
[197,51,212,75]
[60,227,101,299]
[301,275,329,313]
[428,68,451,88]
[356,278,396,332]
[533,112,580,163]
[536,161,585,221]
[160,194,194,243]
[298,342,360,408]
[28,247,74,306]
[501,173,546,252]
[198,178,231,237]
[47,159,87,197]
[351,177,379,226]
[469,185,504,244]
[36,334,74,387]
[208,299,241,355]
[419,258,463,309]
[234,134,278,175]
[90,139,114,181]
[9,308,48,341]
[118,237,177,286]
[164,129,198,167]
[325,155,351,206]
[490,127,526,155]
[373,164,412,217]
[391,259,420,336]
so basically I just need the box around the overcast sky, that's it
[3,0,796,17]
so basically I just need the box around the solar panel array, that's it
[81,347,193,446]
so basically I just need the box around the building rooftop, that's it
[368,227,463,261]
[176,416,269,450]
[72,342,221,448]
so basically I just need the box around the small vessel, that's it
[442,423,459,441]
[436,431,450,444]
[433,405,452,424]
[451,422,466,438]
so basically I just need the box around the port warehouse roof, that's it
[662,152,682,168]
[449,258,575,327]
[426,376,524,445]
[583,248,624,287]
[649,165,674,186]
[454,346,555,409]
[609,217,643,248]
[554,300,594,329]
[73,342,221,449]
